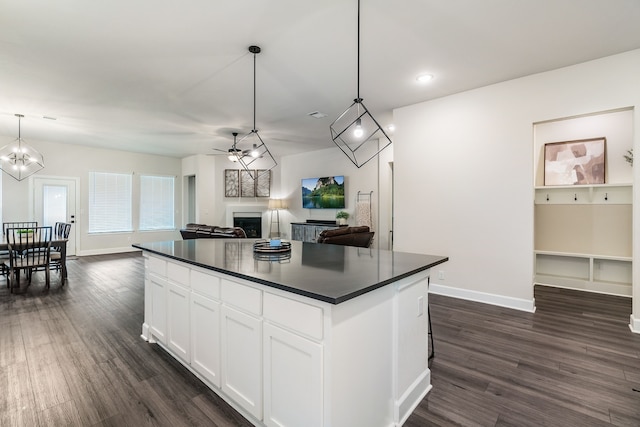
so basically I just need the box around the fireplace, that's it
[234,215,262,238]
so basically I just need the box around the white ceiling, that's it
[1,0,640,159]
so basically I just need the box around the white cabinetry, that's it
[263,292,324,427]
[141,253,432,426]
[166,263,191,362]
[263,323,322,427]
[167,282,191,362]
[190,269,221,388]
[221,305,262,420]
[149,272,168,344]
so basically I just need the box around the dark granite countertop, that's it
[133,239,448,305]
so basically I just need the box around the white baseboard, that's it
[429,282,536,313]
[77,247,141,256]
[630,315,640,334]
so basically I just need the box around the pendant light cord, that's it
[253,51,257,131]
[357,0,360,101]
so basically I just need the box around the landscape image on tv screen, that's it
[301,176,345,209]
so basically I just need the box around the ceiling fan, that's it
[209,132,261,161]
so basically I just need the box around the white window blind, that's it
[139,175,175,231]
[89,172,132,233]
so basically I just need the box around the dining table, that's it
[0,233,69,280]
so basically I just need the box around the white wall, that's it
[394,49,640,320]
[1,139,182,255]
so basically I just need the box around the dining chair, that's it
[50,223,71,273]
[4,226,53,292]
[3,221,38,236]
[0,221,37,280]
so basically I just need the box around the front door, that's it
[33,177,78,256]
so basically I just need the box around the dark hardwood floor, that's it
[1,252,639,426]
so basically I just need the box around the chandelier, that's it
[0,114,45,181]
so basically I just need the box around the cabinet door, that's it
[291,224,303,241]
[149,274,167,344]
[167,282,191,362]
[263,323,322,427]
[303,226,317,242]
[221,305,262,420]
[191,293,221,387]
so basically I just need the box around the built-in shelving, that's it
[533,108,633,297]
[534,185,632,296]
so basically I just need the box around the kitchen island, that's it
[134,239,448,427]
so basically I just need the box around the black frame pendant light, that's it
[330,0,392,168]
[235,45,277,180]
[0,114,45,181]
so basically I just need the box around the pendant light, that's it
[330,0,392,168]
[0,114,45,181]
[235,45,277,180]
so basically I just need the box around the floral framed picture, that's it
[544,137,606,186]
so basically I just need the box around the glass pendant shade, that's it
[330,99,392,168]
[0,114,45,181]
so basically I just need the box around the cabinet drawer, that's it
[264,293,323,340]
[221,279,262,315]
[167,262,190,287]
[191,269,221,299]
[148,256,166,277]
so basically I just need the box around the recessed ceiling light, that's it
[387,124,395,132]
[308,111,328,119]
[416,74,434,83]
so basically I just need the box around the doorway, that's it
[33,177,79,256]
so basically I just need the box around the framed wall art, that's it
[240,170,256,197]
[544,137,606,186]
[226,169,271,197]
[255,170,271,197]
[224,169,239,197]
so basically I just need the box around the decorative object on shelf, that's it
[235,46,277,180]
[0,114,45,181]
[623,148,633,166]
[544,137,606,186]
[268,198,286,238]
[225,169,270,198]
[329,0,392,168]
[336,210,350,225]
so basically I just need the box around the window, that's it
[89,172,132,233]
[140,175,175,230]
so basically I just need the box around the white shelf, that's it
[534,183,632,205]
[534,252,632,297]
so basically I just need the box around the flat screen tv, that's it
[301,176,345,209]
